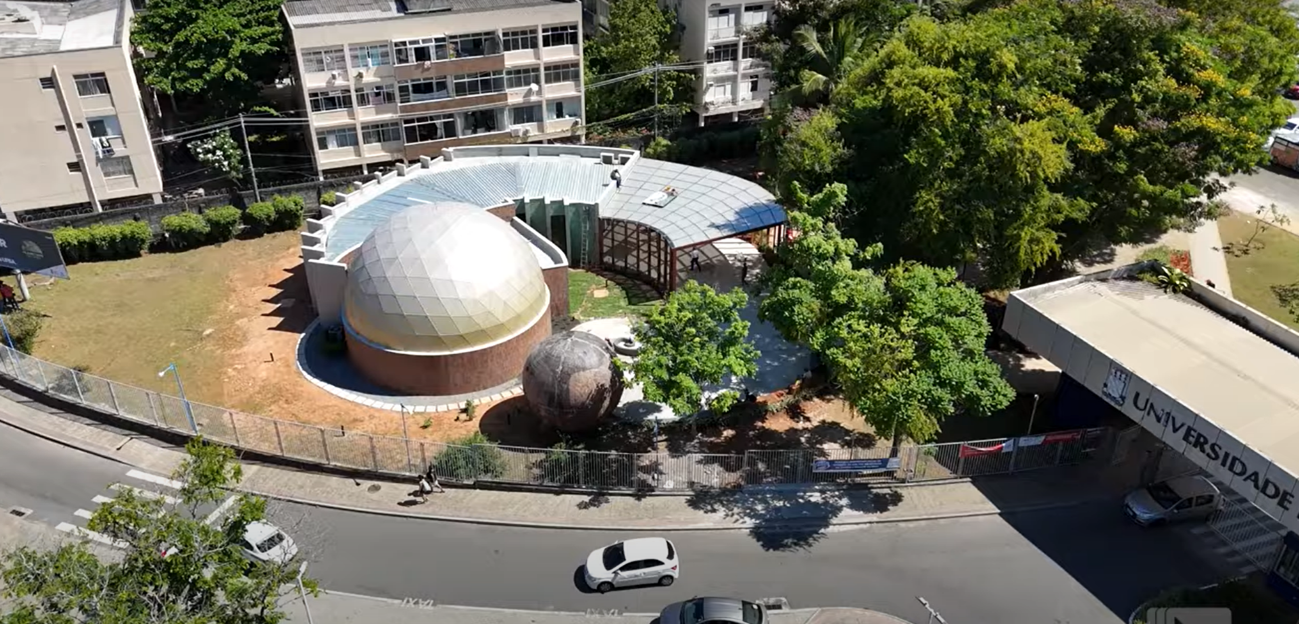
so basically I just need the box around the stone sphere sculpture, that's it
[521,331,625,432]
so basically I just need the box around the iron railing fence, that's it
[0,345,1111,491]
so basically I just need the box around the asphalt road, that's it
[1,422,1225,624]
[1226,99,1299,223]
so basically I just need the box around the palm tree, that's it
[785,17,870,105]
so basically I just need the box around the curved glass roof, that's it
[322,150,786,261]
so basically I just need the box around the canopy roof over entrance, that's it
[1004,268,1299,532]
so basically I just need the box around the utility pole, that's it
[653,63,660,139]
[238,113,261,203]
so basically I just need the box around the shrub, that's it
[2,309,43,354]
[242,201,276,233]
[53,221,151,263]
[432,432,506,482]
[203,206,241,242]
[643,136,672,159]
[160,212,210,250]
[270,194,305,232]
[320,190,337,206]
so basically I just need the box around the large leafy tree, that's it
[631,280,759,417]
[132,0,288,117]
[759,183,1013,445]
[759,0,916,97]
[583,0,693,123]
[0,439,317,624]
[772,0,1299,287]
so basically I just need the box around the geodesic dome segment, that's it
[342,203,549,354]
[522,331,625,432]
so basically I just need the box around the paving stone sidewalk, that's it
[281,594,915,624]
[0,388,1137,530]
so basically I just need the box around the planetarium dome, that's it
[342,202,550,354]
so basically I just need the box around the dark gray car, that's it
[659,597,766,624]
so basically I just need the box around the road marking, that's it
[126,470,183,490]
[110,483,180,505]
[204,495,239,526]
[55,522,126,548]
[73,509,94,520]
[91,495,115,505]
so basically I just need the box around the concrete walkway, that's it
[1188,219,1233,297]
[0,382,1138,532]
[280,593,915,624]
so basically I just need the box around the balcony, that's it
[739,57,768,72]
[706,60,738,76]
[78,94,115,114]
[363,140,403,158]
[708,27,737,41]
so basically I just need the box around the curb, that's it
[0,409,1109,532]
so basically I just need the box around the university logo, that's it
[1101,363,1131,407]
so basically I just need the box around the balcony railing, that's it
[708,27,737,41]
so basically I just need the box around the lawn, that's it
[1137,244,1193,275]
[1219,211,1299,331]
[567,269,661,320]
[22,232,300,402]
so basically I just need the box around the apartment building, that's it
[0,0,164,220]
[283,0,587,174]
[663,0,773,124]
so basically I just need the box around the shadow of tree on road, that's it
[685,487,902,551]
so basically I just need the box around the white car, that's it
[1266,116,1299,149]
[583,537,679,593]
[240,521,298,564]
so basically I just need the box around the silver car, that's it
[1123,475,1221,527]
[659,597,766,624]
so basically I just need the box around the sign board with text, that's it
[811,457,901,473]
[0,221,67,280]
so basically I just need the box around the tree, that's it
[1245,204,1292,248]
[759,183,1014,446]
[583,0,693,124]
[786,18,871,106]
[188,129,245,182]
[770,0,1299,287]
[131,0,288,117]
[0,438,317,624]
[630,280,759,417]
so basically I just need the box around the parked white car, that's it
[240,521,299,564]
[1266,116,1299,149]
[583,537,679,593]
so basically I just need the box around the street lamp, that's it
[158,362,197,433]
[916,597,947,624]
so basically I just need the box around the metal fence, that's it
[1208,493,1286,571]
[0,345,1112,492]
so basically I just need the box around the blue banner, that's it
[811,457,901,473]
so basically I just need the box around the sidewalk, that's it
[1188,219,1233,297]
[281,593,915,624]
[0,384,1134,531]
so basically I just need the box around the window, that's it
[350,44,391,68]
[362,121,402,144]
[707,43,738,63]
[747,75,760,96]
[1192,495,1216,508]
[707,8,735,40]
[54,124,66,132]
[393,37,447,64]
[448,32,500,58]
[87,116,121,138]
[301,47,346,73]
[541,24,578,47]
[511,105,540,125]
[398,78,450,103]
[38,77,54,90]
[550,99,576,119]
[505,67,540,90]
[742,4,768,26]
[710,82,733,102]
[742,41,761,59]
[355,84,396,107]
[601,543,626,570]
[461,109,500,135]
[502,29,537,52]
[403,114,457,143]
[66,162,82,173]
[100,156,134,178]
[453,71,504,97]
[309,89,353,112]
[73,73,110,97]
[543,63,580,85]
[316,127,358,150]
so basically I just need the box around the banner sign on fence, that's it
[811,457,901,473]
[959,430,1089,458]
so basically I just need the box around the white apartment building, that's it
[0,0,164,220]
[283,0,587,174]
[663,0,773,124]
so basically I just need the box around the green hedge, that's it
[242,201,276,233]
[321,190,337,206]
[203,206,241,242]
[432,432,506,481]
[270,194,305,232]
[53,221,151,264]
[160,212,210,250]
[2,309,43,354]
